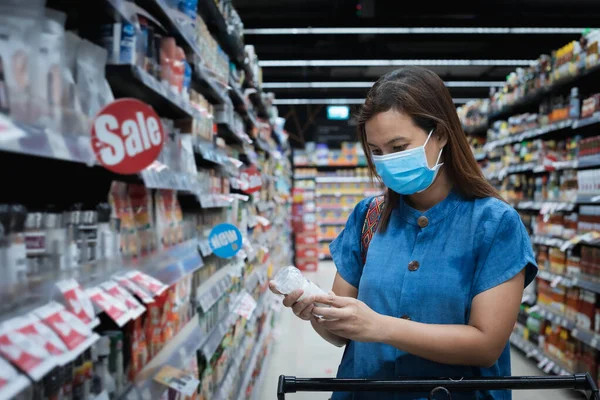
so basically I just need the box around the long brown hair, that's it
[357,66,502,231]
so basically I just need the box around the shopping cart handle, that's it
[277,374,600,400]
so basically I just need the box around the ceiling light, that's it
[272,98,484,105]
[262,81,505,89]
[259,59,535,67]
[245,27,586,35]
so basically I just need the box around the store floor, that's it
[260,262,582,400]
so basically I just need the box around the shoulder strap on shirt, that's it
[360,195,385,265]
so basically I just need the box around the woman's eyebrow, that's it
[367,136,408,147]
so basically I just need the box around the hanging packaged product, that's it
[33,301,99,355]
[0,0,45,122]
[56,278,100,328]
[0,320,54,381]
[0,357,30,400]
[85,286,133,327]
[100,280,146,319]
[113,275,155,304]
[126,270,169,296]
[75,39,113,119]
[37,8,67,133]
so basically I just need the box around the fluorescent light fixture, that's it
[263,81,505,89]
[272,98,483,105]
[245,27,586,35]
[259,59,535,67]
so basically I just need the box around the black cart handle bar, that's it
[277,374,600,400]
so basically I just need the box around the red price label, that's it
[56,279,98,328]
[239,165,263,194]
[15,315,70,365]
[0,324,53,381]
[101,281,146,319]
[126,271,168,296]
[114,276,155,304]
[86,287,131,327]
[91,98,165,175]
[34,302,95,353]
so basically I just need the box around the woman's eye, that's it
[392,145,408,152]
[371,149,382,156]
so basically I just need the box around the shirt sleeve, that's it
[329,198,372,289]
[472,207,538,298]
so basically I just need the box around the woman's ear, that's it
[435,126,449,148]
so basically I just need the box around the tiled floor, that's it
[259,262,584,400]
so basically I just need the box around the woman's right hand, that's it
[269,281,316,321]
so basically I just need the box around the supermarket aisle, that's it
[260,262,581,400]
[261,261,344,399]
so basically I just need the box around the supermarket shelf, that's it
[572,112,600,129]
[0,114,95,165]
[197,0,245,67]
[463,123,489,136]
[236,316,272,399]
[217,121,251,145]
[316,191,369,197]
[229,78,246,108]
[319,237,336,242]
[250,340,275,400]
[212,335,250,400]
[106,65,200,120]
[198,194,234,208]
[315,176,374,183]
[316,206,355,212]
[140,169,199,192]
[537,270,600,296]
[576,193,600,204]
[249,91,269,118]
[196,265,235,312]
[485,119,574,150]
[512,200,576,212]
[0,237,204,323]
[138,0,201,56]
[194,137,230,166]
[194,65,228,105]
[537,305,600,352]
[294,176,316,180]
[318,220,346,226]
[509,333,572,375]
[577,155,600,169]
[531,235,569,248]
[474,152,487,161]
[488,64,600,122]
[132,313,201,392]
[201,293,244,360]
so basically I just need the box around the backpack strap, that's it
[360,196,385,265]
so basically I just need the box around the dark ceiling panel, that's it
[234,0,600,106]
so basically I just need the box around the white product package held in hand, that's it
[273,266,330,317]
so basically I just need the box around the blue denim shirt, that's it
[329,191,537,400]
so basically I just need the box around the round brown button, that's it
[408,260,420,271]
[401,315,411,320]
[417,216,429,228]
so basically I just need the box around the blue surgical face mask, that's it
[372,129,444,195]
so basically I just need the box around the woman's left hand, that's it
[312,293,384,343]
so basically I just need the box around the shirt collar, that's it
[396,189,462,226]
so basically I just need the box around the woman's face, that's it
[365,109,446,169]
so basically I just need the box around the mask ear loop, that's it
[424,128,444,169]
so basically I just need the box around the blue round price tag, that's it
[208,223,243,258]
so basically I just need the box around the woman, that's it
[270,66,537,400]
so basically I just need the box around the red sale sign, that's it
[240,165,263,194]
[91,98,165,175]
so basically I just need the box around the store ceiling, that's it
[234,0,600,104]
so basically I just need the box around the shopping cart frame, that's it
[277,374,600,399]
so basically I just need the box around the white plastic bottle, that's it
[273,266,328,301]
